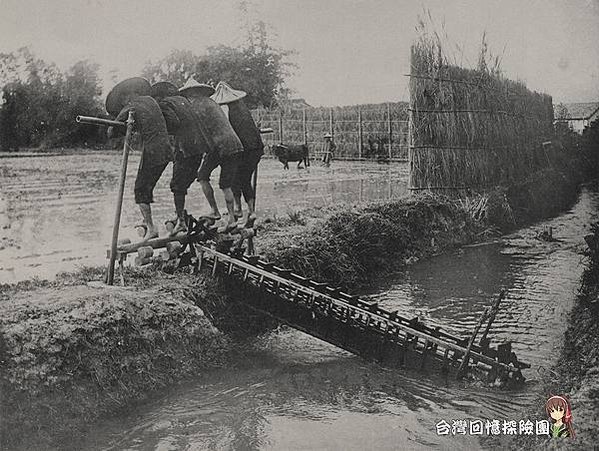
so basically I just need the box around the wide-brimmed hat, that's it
[105,77,151,116]
[324,133,333,138]
[210,81,247,105]
[178,78,215,97]
[150,81,179,99]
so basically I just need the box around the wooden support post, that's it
[252,163,258,210]
[421,339,431,370]
[329,107,334,138]
[302,108,307,145]
[408,84,415,190]
[278,109,284,143]
[358,107,363,159]
[457,307,489,379]
[479,289,507,345]
[387,103,392,160]
[106,110,134,285]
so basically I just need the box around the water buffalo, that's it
[272,143,310,170]
[365,135,390,163]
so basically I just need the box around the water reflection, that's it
[81,335,488,451]
[365,188,599,375]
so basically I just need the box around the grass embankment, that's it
[0,154,585,449]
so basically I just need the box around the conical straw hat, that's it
[210,81,247,105]
[178,78,215,97]
[105,77,151,116]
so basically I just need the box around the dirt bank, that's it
[0,160,587,449]
[0,269,228,449]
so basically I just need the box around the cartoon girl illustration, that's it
[545,395,575,438]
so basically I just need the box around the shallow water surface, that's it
[73,188,598,451]
[0,154,407,282]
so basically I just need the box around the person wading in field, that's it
[151,81,209,235]
[211,81,263,227]
[179,77,243,233]
[106,77,172,241]
[322,133,335,167]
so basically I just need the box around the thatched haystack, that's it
[409,25,554,192]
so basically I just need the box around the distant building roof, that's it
[555,102,599,120]
[280,98,312,109]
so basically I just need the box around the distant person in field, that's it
[179,77,243,233]
[0,84,20,152]
[211,81,263,227]
[106,77,172,241]
[322,133,335,167]
[150,81,209,235]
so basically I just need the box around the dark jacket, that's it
[159,96,209,157]
[227,99,264,155]
[115,96,171,165]
[186,96,243,159]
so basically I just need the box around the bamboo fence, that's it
[408,36,554,192]
[252,102,409,160]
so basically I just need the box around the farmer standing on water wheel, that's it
[150,81,209,235]
[106,77,172,241]
[211,81,263,227]
[322,132,335,167]
[179,77,243,233]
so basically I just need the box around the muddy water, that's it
[71,188,599,451]
[0,154,407,283]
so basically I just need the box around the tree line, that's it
[0,21,295,151]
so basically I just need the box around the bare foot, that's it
[199,212,221,221]
[141,225,159,242]
[170,218,187,236]
[244,212,257,228]
[217,220,238,234]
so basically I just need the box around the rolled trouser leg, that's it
[135,157,170,205]
[171,153,202,209]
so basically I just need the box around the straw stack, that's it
[409,32,554,193]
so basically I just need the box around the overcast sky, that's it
[0,0,597,106]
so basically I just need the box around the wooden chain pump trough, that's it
[109,212,530,386]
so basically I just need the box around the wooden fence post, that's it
[408,103,414,190]
[387,103,392,160]
[278,109,284,143]
[302,108,307,145]
[329,108,334,137]
[358,107,363,159]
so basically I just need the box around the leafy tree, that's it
[49,60,104,146]
[142,20,296,108]
[0,48,105,149]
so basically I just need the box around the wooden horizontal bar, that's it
[114,234,189,255]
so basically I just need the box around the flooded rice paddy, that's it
[76,187,597,450]
[0,153,407,283]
